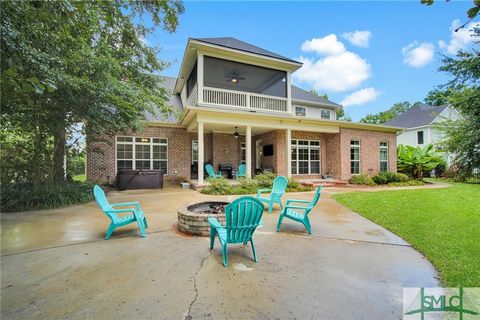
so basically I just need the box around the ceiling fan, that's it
[224,72,245,84]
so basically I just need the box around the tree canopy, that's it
[435,26,480,179]
[1,0,184,184]
[359,101,418,124]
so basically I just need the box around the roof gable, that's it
[192,37,301,64]
[385,104,448,128]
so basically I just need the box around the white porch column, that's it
[286,71,292,114]
[197,53,204,104]
[246,125,252,178]
[286,129,292,178]
[198,121,204,184]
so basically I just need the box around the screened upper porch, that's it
[186,56,290,113]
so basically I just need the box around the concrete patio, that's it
[1,187,439,319]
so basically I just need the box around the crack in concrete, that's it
[185,252,211,320]
[1,229,171,257]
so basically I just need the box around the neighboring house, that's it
[87,37,400,185]
[385,104,459,165]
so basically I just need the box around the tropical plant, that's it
[397,144,444,180]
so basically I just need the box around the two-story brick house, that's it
[86,37,400,185]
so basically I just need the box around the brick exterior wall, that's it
[86,125,397,184]
[338,128,397,180]
[211,133,244,169]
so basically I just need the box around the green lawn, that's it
[334,182,480,287]
[73,174,85,182]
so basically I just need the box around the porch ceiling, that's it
[187,122,272,135]
[184,108,341,134]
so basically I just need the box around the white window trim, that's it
[320,109,331,120]
[291,139,321,175]
[295,106,307,117]
[115,136,168,174]
[380,142,388,173]
[350,140,361,175]
[192,140,198,164]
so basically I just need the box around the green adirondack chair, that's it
[276,186,322,234]
[205,164,222,178]
[93,185,148,240]
[209,196,264,267]
[256,175,288,213]
[235,164,246,179]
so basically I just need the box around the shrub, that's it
[373,172,409,184]
[372,174,388,185]
[349,174,375,186]
[200,177,232,195]
[237,178,259,193]
[254,172,276,188]
[287,178,301,189]
[1,181,95,212]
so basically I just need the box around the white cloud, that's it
[342,30,372,48]
[294,35,372,92]
[340,87,380,107]
[300,34,346,56]
[439,20,479,55]
[294,53,371,92]
[401,41,435,68]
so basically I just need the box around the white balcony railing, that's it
[201,86,287,113]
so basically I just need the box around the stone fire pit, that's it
[177,201,229,236]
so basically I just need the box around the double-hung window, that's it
[320,109,331,119]
[116,137,168,173]
[295,106,307,117]
[350,140,360,175]
[380,142,388,173]
[291,140,320,175]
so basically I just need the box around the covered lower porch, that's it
[184,109,341,186]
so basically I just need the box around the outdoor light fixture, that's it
[231,78,238,84]
[233,127,239,139]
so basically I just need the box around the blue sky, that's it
[146,1,478,121]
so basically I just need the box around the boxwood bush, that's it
[349,174,375,186]
[373,172,409,184]
[1,181,95,212]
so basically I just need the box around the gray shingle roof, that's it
[291,85,341,107]
[145,76,183,123]
[192,37,301,64]
[385,104,448,128]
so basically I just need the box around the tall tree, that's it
[1,0,184,183]
[424,87,456,106]
[436,26,480,179]
[359,101,415,124]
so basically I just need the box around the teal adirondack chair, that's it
[209,196,264,267]
[205,164,222,178]
[93,185,148,240]
[276,186,322,234]
[235,164,246,179]
[256,175,288,213]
